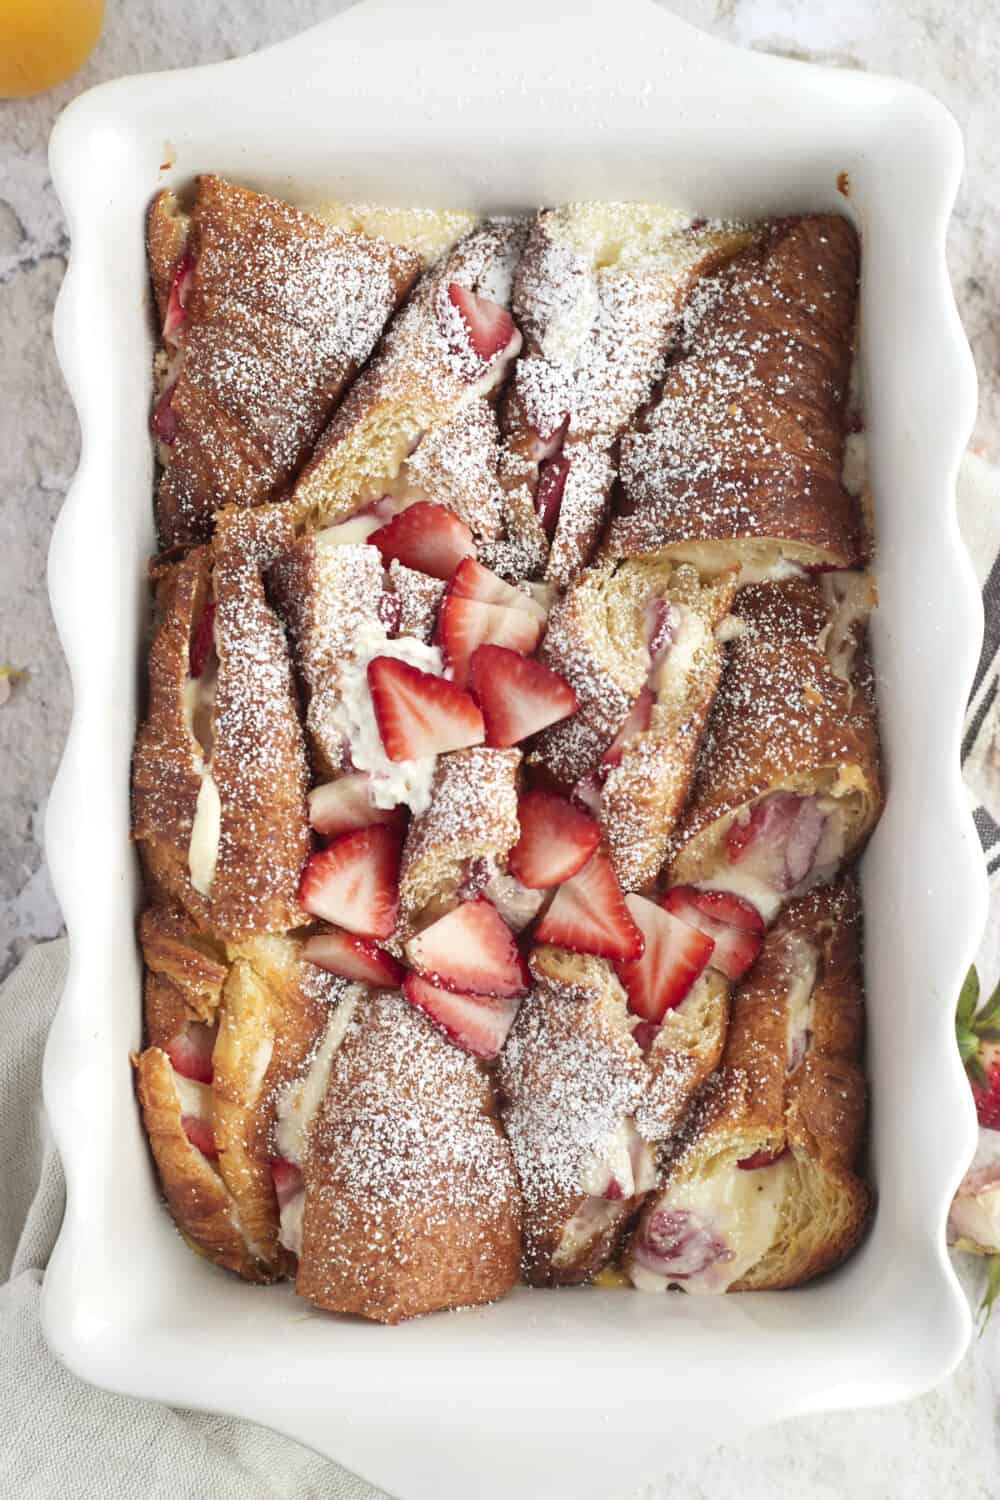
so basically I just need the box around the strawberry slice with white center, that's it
[403,973,520,1059]
[449,557,547,623]
[508,789,601,889]
[304,929,404,988]
[368,500,477,581]
[661,886,765,981]
[535,453,570,538]
[614,894,715,1023]
[181,1115,218,1159]
[270,1157,305,1208]
[404,898,529,998]
[367,656,484,761]
[166,1021,218,1084]
[437,592,544,686]
[601,688,654,771]
[298,825,401,940]
[162,252,196,345]
[188,599,216,679]
[308,773,406,839]
[447,282,518,362]
[725,793,826,892]
[534,849,643,962]
[467,644,577,748]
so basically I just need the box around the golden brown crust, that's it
[603,216,862,571]
[290,219,529,528]
[296,992,522,1323]
[665,579,882,880]
[394,747,522,944]
[134,1046,274,1282]
[152,174,420,547]
[147,190,191,325]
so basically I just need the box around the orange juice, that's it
[0,0,104,98]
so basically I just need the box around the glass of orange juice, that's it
[0,0,105,98]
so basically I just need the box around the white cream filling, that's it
[697,797,848,922]
[552,1198,624,1269]
[274,995,359,1167]
[736,555,808,587]
[328,620,445,815]
[655,605,707,694]
[279,1192,306,1259]
[819,570,874,683]
[315,513,384,547]
[484,868,546,932]
[633,1157,791,1294]
[782,934,818,1071]
[172,1073,212,1120]
[841,431,867,498]
[696,867,785,925]
[188,774,221,897]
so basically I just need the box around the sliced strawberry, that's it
[367,656,484,761]
[304,929,404,988]
[508,789,601,889]
[467,645,577,748]
[601,688,654,771]
[181,1115,218,1159]
[269,1157,304,1208]
[404,898,529,998]
[369,500,476,581]
[737,1147,789,1171]
[188,599,216,679]
[151,389,177,444]
[403,973,520,1059]
[447,283,517,362]
[724,794,826,893]
[449,557,547,622]
[644,598,677,666]
[437,593,543,686]
[307,773,406,839]
[535,453,570,538]
[534,850,643,962]
[631,1019,660,1052]
[166,1021,217,1084]
[661,886,765,982]
[163,252,196,344]
[298,825,401,940]
[614,894,714,1023]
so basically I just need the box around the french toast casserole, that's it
[132,179,881,1322]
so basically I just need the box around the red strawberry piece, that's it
[437,592,543,687]
[166,1021,217,1084]
[367,656,484,761]
[737,1147,789,1171]
[467,644,577,748]
[307,773,406,839]
[449,557,547,622]
[368,500,476,581]
[972,1044,1000,1130]
[188,599,216,679]
[644,598,677,665]
[162,252,196,344]
[447,282,518,361]
[534,849,643,962]
[508,789,601,889]
[304,929,404,988]
[404,898,529,998]
[631,1020,660,1052]
[614,894,714,1023]
[661,886,765,982]
[151,389,177,444]
[298,825,401,940]
[181,1115,218,1159]
[535,453,570,538]
[525,414,569,463]
[269,1157,304,1209]
[403,973,520,1059]
[601,688,654,771]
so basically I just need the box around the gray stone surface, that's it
[1,3,998,1492]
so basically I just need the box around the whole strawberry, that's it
[956,967,1000,1129]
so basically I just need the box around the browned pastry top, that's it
[604,215,861,566]
[153,174,420,546]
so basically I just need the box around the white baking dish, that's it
[42,2,985,1495]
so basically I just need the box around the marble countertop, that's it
[1,1,997,1494]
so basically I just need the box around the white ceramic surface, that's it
[41,2,985,1496]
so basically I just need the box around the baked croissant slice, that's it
[602,215,862,577]
[289,217,528,531]
[148,174,421,547]
[664,575,881,924]
[291,989,523,1323]
[134,906,344,1280]
[492,203,755,586]
[530,557,738,889]
[132,506,310,937]
[625,876,870,1293]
